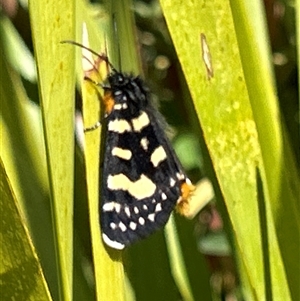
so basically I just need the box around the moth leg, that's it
[83,75,112,132]
[84,76,109,89]
[84,121,101,132]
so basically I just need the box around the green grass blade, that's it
[0,19,59,299]
[231,1,300,299]
[29,0,75,300]
[74,1,126,299]
[160,0,295,300]
[164,215,194,301]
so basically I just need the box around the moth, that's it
[63,41,193,249]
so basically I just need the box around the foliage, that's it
[0,0,298,300]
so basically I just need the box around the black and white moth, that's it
[63,41,193,249]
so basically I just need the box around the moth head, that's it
[108,73,150,111]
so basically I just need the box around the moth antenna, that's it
[103,37,111,78]
[61,40,117,73]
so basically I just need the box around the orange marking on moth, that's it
[176,181,195,216]
[103,90,115,115]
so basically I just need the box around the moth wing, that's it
[100,108,190,249]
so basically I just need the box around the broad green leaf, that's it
[160,0,296,300]
[0,158,51,301]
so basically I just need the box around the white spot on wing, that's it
[102,234,125,250]
[115,203,121,213]
[134,206,139,214]
[102,202,121,213]
[108,119,132,133]
[170,177,176,187]
[102,202,115,212]
[139,217,145,225]
[155,203,162,212]
[148,213,155,222]
[112,147,132,160]
[140,137,149,151]
[176,172,184,180]
[107,174,156,200]
[119,222,127,232]
[132,111,150,132]
[151,146,167,167]
[110,222,117,230]
[161,193,167,200]
[124,206,131,217]
[129,222,137,230]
